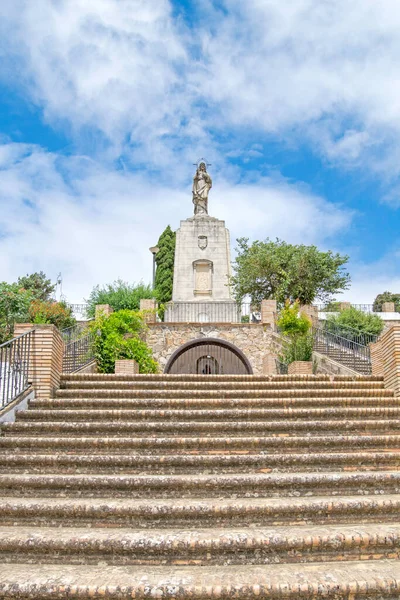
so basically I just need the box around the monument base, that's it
[164,301,240,323]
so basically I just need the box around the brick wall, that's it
[369,341,384,377]
[288,361,313,375]
[14,324,64,399]
[379,325,400,396]
[260,300,276,329]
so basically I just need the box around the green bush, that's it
[86,280,153,318]
[277,301,313,364]
[28,300,76,330]
[280,332,314,364]
[326,306,384,338]
[89,309,158,374]
[277,301,311,336]
[373,292,400,313]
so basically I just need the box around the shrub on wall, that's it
[326,306,384,337]
[86,280,153,318]
[28,300,76,330]
[89,309,158,374]
[373,291,400,313]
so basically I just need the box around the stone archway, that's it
[164,337,253,375]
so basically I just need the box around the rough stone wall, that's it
[145,323,274,375]
[380,325,400,396]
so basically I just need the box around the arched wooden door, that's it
[164,338,253,375]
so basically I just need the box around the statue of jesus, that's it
[192,162,212,215]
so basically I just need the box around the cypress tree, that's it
[154,225,176,305]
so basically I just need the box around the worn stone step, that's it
[1,451,399,474]
[30,395,400,410]
[55,387,394,399]
[62,373,384,382]
[1,470,400,498]
[0,523,399,565]
[1,560,399,599]
[4,418,400,437]
[18,406,400,422]
[2,434,400,453]
[2,494,400,528]
[60,380,386,391]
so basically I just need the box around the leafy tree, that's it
[89,309,158,374]
[28,300,76,330]
[231,237,350,306]
[17,271,56,302]
[0,283,32,343]
[326,306,384,338]
[86,280,153,318]
[373,291,400,313]
[155,225,176,305]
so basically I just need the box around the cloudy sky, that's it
[0,0,399,302]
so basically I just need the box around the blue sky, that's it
[0,0,399,302]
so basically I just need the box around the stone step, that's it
[55,388,394,399]
[1,560,399,599]
[0,523,399,565]
[0,470,399,498]
[0,451,399,474]
[62,373,383,382]
[30,395,400,410]
[4,418,400,437]
[60,380,386,391]
[2,434,400,453]
[2,494,400,528]
[18,406,400,421]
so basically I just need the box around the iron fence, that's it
[163,302,261,323]
[68,304,90,319]
[62,323,95,373]
[316,303,375,314]
[312,326,372,375]
[322,321,378,346]
[0,329,34,410]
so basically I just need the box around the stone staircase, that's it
[1,373,400,598]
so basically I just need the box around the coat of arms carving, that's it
[198,235,208,250]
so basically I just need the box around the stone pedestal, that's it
[382,302,396,312]
[378,325,400,396]
[115,360,139,375]
[95,304,113,319]
[140,299,157,323]
[261,300,277,329]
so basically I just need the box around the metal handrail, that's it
[62,323,95,373]
[312,326,371,375]
[322,321,378,346]
[0,329,34,410]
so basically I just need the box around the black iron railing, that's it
[313,326,372,375]
[67,304,89,319]
[61,323,95,373]
[0,330,34,410]
[322,321,378,346]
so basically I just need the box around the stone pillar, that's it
[379,325,400,396]
[288,361,313,375]
[140,299,157,324]
[262,354,277,375]
[95,304,113,319]
[299,305,319,327]
[115,359,139,375]
[261,300,277,329]
[340,302,351,311]
[370,341,384,377]
[13,324,64,400]
[382,302,396,312]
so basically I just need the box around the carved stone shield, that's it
[198,235,208,250]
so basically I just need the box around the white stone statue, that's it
[192,162,212,215]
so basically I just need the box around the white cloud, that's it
[0,142,352,302]
[3,0,400,174]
